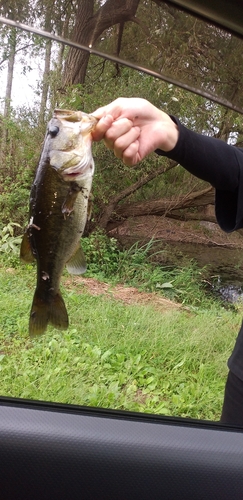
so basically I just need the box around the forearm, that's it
[156,117,242,192]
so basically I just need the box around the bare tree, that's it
[38,4,53,127]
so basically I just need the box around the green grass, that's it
[0,257,241,422]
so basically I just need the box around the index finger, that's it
[92,99,125,121]
[92,105,108,120]
[91,114,114,142]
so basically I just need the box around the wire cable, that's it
[0,15,242,114]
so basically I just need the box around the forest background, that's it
[1,0,243,236]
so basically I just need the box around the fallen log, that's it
[114,186,214,218]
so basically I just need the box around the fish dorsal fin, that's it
[20,232,35,263]
[66,245,87,275]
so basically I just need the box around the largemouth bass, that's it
[20,109,97,336]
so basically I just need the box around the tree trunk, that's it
[38,39,52,127]
[98,161,178,229]
[114,186,214,219]
[166,211,216,223]
[3,29,16,119]
[63,0,140,86]
[49,4,73,109]
[100,186,214,233]
[0,28,17,165]
[38,5,54,127]
[95,157,214,233]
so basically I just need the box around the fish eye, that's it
[49,125,59,137]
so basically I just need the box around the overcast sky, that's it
[0,48,42,112]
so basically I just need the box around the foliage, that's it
[81,229,120,277]
[0,222,217,309]
[0,0,242,321]
[81,230,214,307]
[0,107,41,226]
[1,0,243,227]
[0,222,22,254]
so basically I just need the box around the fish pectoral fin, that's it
[62,186,80,217]
[66,245,87,275]
[29,289,69,337]
[20,232,35,263]
[87,193,93,221]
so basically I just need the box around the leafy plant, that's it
[81,229,120,278]
[0,222,22,255]
[81,231,214,307]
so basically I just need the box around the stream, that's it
[119,236,243,303]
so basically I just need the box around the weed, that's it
[0,222,22,255]
[82,232,215,307]
[81,229,120,278]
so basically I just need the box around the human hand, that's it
[92,97,179,166]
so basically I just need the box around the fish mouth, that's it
[62,163,94,181]
[54,109,98,131]
[63,171,82,180]
[64,172,78,177]
[63,173,91,184]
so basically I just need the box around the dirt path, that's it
[65,276,183,312]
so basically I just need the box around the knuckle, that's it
[105,128,115,141]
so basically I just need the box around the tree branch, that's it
[90,0,141,40]
[114,186,214,218]
[97,161,178,229]
[129,16,150,37]
[0,42,34,67]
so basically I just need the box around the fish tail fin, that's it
[29,289,69,337]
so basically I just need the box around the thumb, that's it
[92,114,113,141]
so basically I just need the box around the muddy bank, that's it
[109,216,243,249]
[109,216,243,297]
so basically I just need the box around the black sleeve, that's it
[155,116,243,232]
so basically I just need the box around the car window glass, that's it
[1,0,243,425]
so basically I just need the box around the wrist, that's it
[164,121,179,152]
[155,113,179,152]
